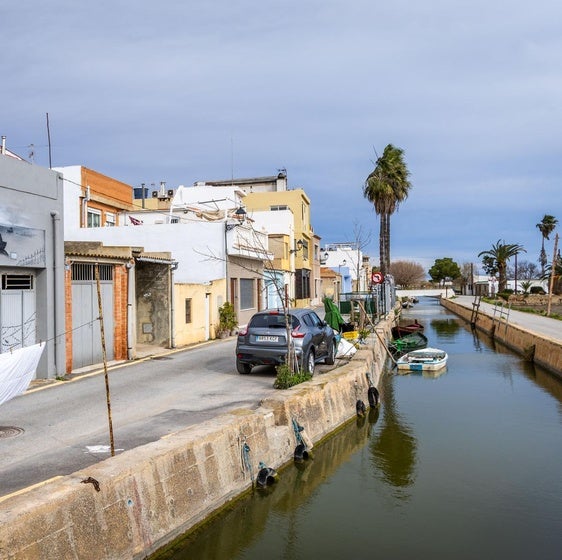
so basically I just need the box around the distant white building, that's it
[321,243,369,292]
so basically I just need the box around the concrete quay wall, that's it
[0,321,391,560]
[441,298,562,377]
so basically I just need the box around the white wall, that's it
[249,209,294,236]
[55,166,82,235]
[172,185,245,211]
[323,247,362,281]
[66,222,226,284]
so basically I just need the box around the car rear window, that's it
[249,313,299,329]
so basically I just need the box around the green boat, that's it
[388,331,428,356]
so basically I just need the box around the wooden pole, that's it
[95,264,115,456]
[356,300,397,366]
[547,233,559,317]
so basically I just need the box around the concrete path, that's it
[451,295,562,342]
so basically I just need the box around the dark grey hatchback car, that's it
[235,308,337,375]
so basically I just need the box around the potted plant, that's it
[218,302,238,338]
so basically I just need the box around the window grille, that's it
[71,263,113,281]
[1,274,34,290]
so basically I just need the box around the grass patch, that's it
[482,297,562,321]
[514,307,562,321]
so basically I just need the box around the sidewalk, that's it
[452,295,562,343]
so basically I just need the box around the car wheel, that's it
[324,340,336,365]
[236,359,252,375]
[303,349,315,375]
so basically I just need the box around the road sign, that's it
[372,272,384,284]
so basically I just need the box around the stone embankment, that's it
[0,319,392,560]
[441,297,562,377]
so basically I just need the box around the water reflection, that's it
[157,406,382,560]
[155,297,562,560]
[369,371,417,499]
[430,317,462,338]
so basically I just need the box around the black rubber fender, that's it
[368,386,380,408]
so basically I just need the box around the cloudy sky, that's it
[3,1,561,271]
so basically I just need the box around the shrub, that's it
[218,302,237,333]
[274,363,312,389]
[530,286,546,295]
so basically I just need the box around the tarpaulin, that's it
[0,343,45,406]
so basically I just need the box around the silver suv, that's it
[235,308,337,375]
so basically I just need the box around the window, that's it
[301,239,309,261]
[71,263,113,281]
[87,209,101,228]
[2,274,34,290]
[105,212,116,227]
[185,298,192,323]
[270,205,288,211]
[240,278,254,310]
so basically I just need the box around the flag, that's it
[129,216,143,225]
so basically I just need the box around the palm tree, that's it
[363,144,412,275]
[478,240,526,293]
[536,214,558,275]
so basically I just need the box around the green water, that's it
[156,298,562,560]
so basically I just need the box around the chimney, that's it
[1,136,6,155]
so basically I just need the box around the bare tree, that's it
[389,260,425,288]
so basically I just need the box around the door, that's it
[0,274,36,352]
[71,264,114,369]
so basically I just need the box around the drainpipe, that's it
[50,211,63,376]
[126,259,136,360]
[170,261,178,348]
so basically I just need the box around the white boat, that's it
[395,347,448,372]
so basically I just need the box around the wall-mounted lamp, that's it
[290,239,304,254]
[225,206,247,231]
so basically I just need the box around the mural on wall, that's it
[0,223,45,268]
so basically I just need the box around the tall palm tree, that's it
[536,214,558,275]
[478,239,526,292]
[363,144,412,275]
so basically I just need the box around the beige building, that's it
[244,188,315,308]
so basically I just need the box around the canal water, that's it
[154,297,562,560]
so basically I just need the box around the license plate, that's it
[256,335,279,342]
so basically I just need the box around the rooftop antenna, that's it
[46,112,52,168]
[230,135,234,184]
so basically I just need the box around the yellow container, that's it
[342,331,359,340]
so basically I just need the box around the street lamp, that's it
[225,206,247,231]
[290,239,304,254]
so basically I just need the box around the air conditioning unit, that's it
[167,189,174,197]
[152,190,159,198]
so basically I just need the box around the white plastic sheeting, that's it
[0,343,45,406]
[336,338,357,359]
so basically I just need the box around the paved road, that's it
[0,335,340,499]
[452,295,562,342]
[0,339,270,497]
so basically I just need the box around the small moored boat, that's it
[388,331,428,356]
[396,347,448,372]
[391,321,424,339]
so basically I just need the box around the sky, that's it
[2,1,561,273]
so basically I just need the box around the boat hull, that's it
[396,348,448,372]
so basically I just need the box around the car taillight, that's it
[291,326,305,338]
[239,326,248,336]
